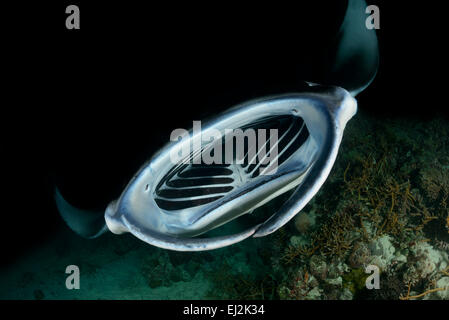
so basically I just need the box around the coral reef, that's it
[294,212,315,234]
[272,114,449,300]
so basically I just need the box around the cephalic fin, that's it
[54,187,108,239]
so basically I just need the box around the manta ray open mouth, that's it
[154,115,310,211]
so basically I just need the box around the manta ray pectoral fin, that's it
[54,187,108,239]
[122,216,262,251]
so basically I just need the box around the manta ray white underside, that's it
[55,0,378,251]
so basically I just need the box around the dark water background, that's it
[1,1,447,299]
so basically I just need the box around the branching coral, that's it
[314,210,356,257]
[282,150,431,267]
[281,242,319,265]
[344,154,405,236]
[420,164,449,216]
[272,115,449,300]
[342,150,443,245]
[278,268,320,300]
[399,283,446,300]
[282,209,356,265]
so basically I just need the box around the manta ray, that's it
[55,0,378,251]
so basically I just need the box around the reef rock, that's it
[404,242,448,286]
[368,235,396,271]
[309,255,328,280]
